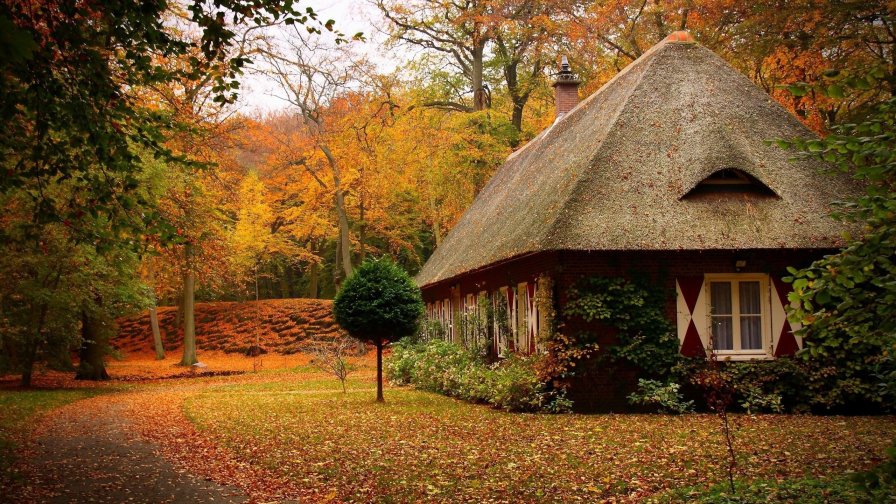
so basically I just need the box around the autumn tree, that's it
[0,0,350,380]
[491,0,575,134]
[333,259,423,402]
[567,0,896,131]
[260,28,370,284]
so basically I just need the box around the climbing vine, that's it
[535,275,556,346]
[562,275,681,377]
[535,275,599,383]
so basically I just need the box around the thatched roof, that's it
[416,35,860,288]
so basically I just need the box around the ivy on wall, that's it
[533,274,599,383]
[561,275,681,377]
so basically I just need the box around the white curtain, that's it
[710,282,733,350]
[739,281,762,350]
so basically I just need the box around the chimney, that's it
[552,56,581,119]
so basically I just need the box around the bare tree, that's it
[375,0,493,112]
[305,336,364,393]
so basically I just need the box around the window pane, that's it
[710,282,732,315]
[741,315,762,350]
[739,281,761,315]
[712,316,733,350]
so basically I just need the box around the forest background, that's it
[1,0,892,382]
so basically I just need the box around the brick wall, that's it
[420,248,833,411]
[554,84,580,117]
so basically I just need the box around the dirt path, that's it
[6,397,247,504]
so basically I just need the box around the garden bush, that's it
[628,379,694,414]
[387,339,571,412]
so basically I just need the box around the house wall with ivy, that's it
[419,248,834,411]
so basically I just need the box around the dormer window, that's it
[682,168,777,200]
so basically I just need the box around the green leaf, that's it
[826,85,845,99]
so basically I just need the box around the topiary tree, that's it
[333,258,424,402]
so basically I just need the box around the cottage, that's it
[414,32,859,409]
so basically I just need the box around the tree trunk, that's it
[75,311,110,380]
[334,187,352,278]
[501,51,525,134]
[359,196,366,263]
[308,261,319,298]
[430,199,442,248]
[320,144,353,280]
[175,289,184,329]
[511,100,525,135]
[148,265,165,359]
[333,239,342,288]
[180,244,198,366]
[472,39,487,111]
[432,219,442,248]
[376,339,384,403]
[21,338,39,387]
[150,307,164,360]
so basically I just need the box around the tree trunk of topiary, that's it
[376,339,384,403]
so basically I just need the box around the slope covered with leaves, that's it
[113,299,344,357]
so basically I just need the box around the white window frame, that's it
[704,273,773,360]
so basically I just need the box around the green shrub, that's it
[628,379,694,414]
[385,340,419,385]
[386,339,571,412]
[670,357,882,414]
[334,258,423,402]
[488,354,547,411]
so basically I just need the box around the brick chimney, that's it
[552,56,581,119]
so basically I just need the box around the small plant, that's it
[305,336,362,393]
[693,348,738,495]
[628,379,694,414]
[738,384,783,414]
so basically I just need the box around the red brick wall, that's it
[420,248,832,411]
[554,84,580,117]
[552,249,827,411]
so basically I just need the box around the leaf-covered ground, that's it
[2,361,895,503]
[173,377,894,503]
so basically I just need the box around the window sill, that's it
[712,352,773,362]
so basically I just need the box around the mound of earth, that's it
[113,298,345,357]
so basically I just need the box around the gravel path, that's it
[5,398,247,504]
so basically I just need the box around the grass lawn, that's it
[182,374,896,503]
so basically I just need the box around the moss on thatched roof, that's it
[416,36,861,288]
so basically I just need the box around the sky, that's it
[237,0,396,114]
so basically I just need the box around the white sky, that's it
[237,0,398,114]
